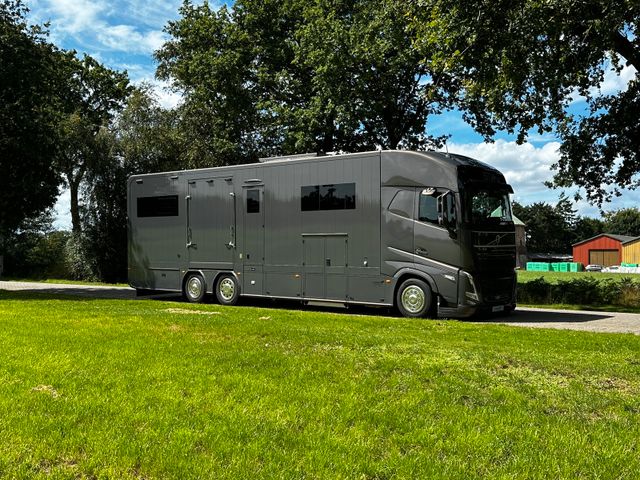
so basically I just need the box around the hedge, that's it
[517,277,640,308]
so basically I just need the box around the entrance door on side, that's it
[187,177,234,270]
[302,235,348,301]
[325,235,347,300]
[243,186,264,295]
[303,236,325,299]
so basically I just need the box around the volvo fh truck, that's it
[128,150,516,318]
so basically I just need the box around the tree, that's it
[54,54,132,233]
[512,194,577,253]
[79,128,129,282]
[155,0,447,166]
[573,217,606,244]
[409,0,639,206]
[117,86,183,174]
[603,208,640,237]
[0,210,70,278]
[74,88,183,282]
[0,1,61,234]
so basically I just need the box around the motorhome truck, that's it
[128,150,517,318]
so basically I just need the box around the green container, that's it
[569,262,583,272]
[527,262,551,272]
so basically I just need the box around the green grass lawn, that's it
[0,291,639,479]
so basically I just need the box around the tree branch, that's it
[612,30,640,72]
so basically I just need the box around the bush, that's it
[517,276,640,307]
[64,233,97,281]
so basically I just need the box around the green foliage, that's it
[117,86,184,174]
[0,212,70,278]
[1,292,640,478]
[80,131,129,283]
[573,216,606,243]
[517,276,640,307]
[513,194,576,252]
[155,0,447,166]
[602,208,640,237]
[54,53,132,233]
[0,1,61,234]
[409,0,640,206]
[63,232,97,281]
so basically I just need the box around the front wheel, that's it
[396,278,434,318]
[184,273,206,303]
[215,274,240,306]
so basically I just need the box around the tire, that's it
[215,274,240,306]
[183,273,206,303]
[396,278,433,318]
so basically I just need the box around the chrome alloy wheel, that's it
[219,277,235,301]
[401,285,426,314]
[187,276,204,300]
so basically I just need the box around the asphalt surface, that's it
[1,280,640,335]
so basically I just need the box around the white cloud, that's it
[96,25,166,54]
[448,139,561,200]
[37,0,106,35]
[30,0,170,54]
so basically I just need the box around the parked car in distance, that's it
[585,264,603,272]
[602,265,621,273]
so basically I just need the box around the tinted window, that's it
[137,195,179,217]
[247,189,260,213]
[418,191,438,224]
[301,185,320,211]
[302,183,355,211]
[320,183,355,210]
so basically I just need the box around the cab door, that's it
[413,188,460,303]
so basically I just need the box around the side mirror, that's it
[438,191,457,236]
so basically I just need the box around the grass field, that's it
[1,290,639,478]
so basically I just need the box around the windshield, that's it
[467,190,512,224]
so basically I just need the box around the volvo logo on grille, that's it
[488,233,509,246]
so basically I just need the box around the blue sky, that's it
[24,0,638,229]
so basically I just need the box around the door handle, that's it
[415,247,428,256]
[187,242,197,248]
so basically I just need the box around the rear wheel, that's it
[216,274,240,306]
[183,273,206,303]
[396,278,433,318]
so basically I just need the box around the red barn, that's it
[572,233,636,267]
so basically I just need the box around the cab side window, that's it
[388,190,414,218]
[418,190,438,225]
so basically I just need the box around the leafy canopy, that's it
[155,0,450,166]
[409,0,639,206]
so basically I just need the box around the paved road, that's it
[2,281,640,335]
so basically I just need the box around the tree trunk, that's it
[69,178,81,234]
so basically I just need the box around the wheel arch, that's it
[181,269,208,293]
[392,268,438,300]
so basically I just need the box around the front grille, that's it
[475,246,516,272]
[474,231,516,247]
[477,275,515,304]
